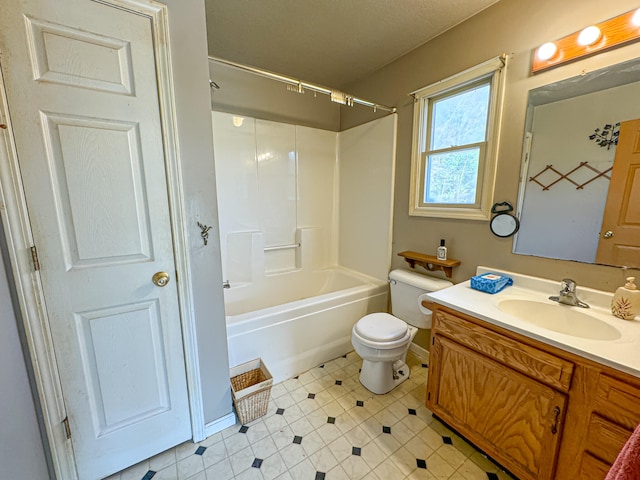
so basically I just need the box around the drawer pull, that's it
[551,406,561,434]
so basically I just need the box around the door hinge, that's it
[63,417,71,439]
[431,337,435,346]
[427,391,431,401]
[30,246,40,271]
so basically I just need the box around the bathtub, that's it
[225,267,388,383]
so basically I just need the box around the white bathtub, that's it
[225,267,388,383]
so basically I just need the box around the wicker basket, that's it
[230,358,273,425]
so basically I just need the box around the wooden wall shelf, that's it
[398,250,460,278]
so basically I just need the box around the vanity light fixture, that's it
[532,8,640,73]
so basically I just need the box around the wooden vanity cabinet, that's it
[426,305,640,480]
[427,308,570,480]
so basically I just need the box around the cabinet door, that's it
[429,335,566,480]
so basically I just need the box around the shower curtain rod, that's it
[209,56,397,114]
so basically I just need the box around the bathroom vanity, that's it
[424,268,640,480]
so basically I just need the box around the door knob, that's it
[603,230,614,238]
[152,271,170,287]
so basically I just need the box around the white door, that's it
[0,1,191,478]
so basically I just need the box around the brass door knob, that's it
[603,230,614,239]
[152,271,170,287]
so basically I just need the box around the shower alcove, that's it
[210,60,397,381]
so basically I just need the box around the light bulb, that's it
[632,8,640,27]
[577,26,601,46]
[537,42,558,61]
[232,116,244,127]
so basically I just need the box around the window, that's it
[409,55,507,220]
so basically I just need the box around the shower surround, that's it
[212,111,397,381]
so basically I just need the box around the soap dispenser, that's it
[611,277,640,320]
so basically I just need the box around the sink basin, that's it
[497,299,621,341]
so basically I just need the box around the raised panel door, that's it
[596,118,640,266]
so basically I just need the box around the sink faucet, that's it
[549,278,589,308]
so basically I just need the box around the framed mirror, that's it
[513,57,640,268]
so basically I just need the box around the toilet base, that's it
[359,359,410,395]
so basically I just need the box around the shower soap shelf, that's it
[398,251,460,278]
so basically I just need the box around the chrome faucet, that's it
[549,278,589,308]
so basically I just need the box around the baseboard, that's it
[409,342,430,362]
[203,412,236,439]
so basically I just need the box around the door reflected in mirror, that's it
[514,58,640,268]
[595,119,640,266]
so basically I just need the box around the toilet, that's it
[351,269,453,394]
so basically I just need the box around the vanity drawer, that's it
[584,413,632,465]
[594,373,640,430]
[434,310,574,391]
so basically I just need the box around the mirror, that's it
[491,214,519,238]
[490,202,519,238]
[513,57,640,268]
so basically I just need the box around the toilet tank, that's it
[389,269,452,328]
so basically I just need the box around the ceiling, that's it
[205,0,500,88]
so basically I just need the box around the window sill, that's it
[409,205,491,221]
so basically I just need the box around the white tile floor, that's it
[106,351,514,480]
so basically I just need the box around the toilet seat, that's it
[355,313,408,342]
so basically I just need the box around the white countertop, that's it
[425,266,640,378]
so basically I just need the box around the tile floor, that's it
[106,351,513,480]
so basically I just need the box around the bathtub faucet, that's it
[223,280,231,289]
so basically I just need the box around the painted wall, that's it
[209,60,340,131]
[162,0,232,427]
[0,227,50,479]
[342,0,640,310]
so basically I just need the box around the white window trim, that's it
[409,54,508,220]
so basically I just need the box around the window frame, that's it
[409,55,507,220]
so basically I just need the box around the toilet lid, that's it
[355,313,408,342]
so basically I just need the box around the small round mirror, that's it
[490,213,520,237]
[490,202,520,238]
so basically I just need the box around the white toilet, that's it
[351,269,452,394]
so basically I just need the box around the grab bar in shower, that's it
[263,243,301,252]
